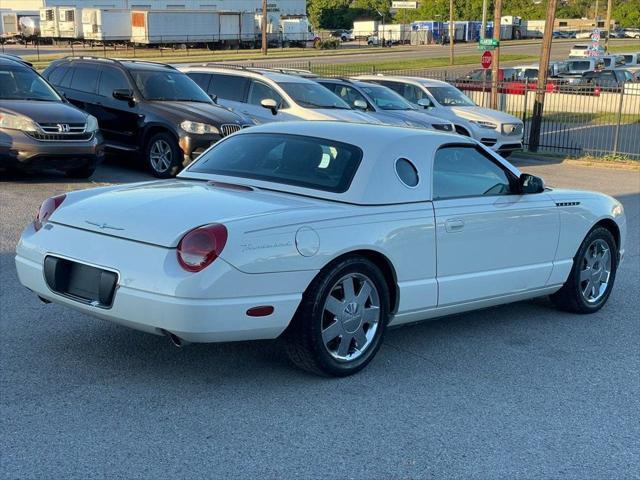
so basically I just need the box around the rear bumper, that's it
[0,130,104,171]
[15,222,312,343]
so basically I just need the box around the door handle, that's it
[445,218,465,232]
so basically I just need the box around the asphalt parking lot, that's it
[1,156,639,479]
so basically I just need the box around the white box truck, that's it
[1,11,18,39]
[281,17,315,46]
[353,20,378,40]
[82,8,131,43]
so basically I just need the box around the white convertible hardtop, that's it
[180,121,476,205]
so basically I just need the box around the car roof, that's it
[0,54,33,68]
[180,65,317,84]
[315,77,379,88]
[52,57,176,72]
[355,75,449,87]
[180,121,487,205]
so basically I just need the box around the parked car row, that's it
[1,54,525,179]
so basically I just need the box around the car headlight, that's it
[180,120,219,135]
[0,112,39,132]
[470,120,498,130]
[501,123,523,135]
[85,115,99,133]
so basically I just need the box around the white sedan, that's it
[15,122,626,376]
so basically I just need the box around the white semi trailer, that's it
[82,8,131,43]
[39,7,82,41]
[131,9,255,47]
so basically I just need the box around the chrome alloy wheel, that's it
[580,238,612,303]
[149,139,173,173]
[321,273,380,362]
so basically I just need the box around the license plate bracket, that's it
[44,256,118,308]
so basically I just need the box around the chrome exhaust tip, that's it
[161,329,186,348]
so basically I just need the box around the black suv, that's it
[0,54,104,178]
[43,57,252,177]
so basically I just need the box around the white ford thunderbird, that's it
[16,122,626,376]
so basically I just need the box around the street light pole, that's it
[491,0,503,109]
[604,0,612,51]
[528,0,559,152]
[449,0,454,65]
[261,0,267,55]
[481,0,488,39]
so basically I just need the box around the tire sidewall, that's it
[146,132,181,178]
[302,257,390,376]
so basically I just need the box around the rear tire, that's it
[145,132,182,178]
[550,226,618,314]
[284,256,390,376]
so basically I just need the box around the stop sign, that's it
[481,50,493,69]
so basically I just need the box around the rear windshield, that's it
[188,133,362,193]
[567,61,592,71]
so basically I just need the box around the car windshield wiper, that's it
[5,97,57,101]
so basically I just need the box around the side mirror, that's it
[353,99,368,110]
[417,98,433,109]
[519,173,545,194]
[260,98,278,115]
[113,88,134,102]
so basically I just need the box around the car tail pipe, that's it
[160,329,189,348]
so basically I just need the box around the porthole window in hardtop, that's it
[395,158,419,187]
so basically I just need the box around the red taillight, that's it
[33,194,66,232]
[177,223,227,272]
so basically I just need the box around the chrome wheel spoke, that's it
[580,239,613,304]
[322,320,342,344]
[362,306,380,324]
[342,276,355,300]
[353,327,367,349]
[337,334,353,357]
[355,281,372,306]
[580,267,592,282]
[325,296,344,316]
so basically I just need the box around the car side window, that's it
[69,65,100,93]
[98,66,130,97]
[433,146,514,200]
[208,74,249,102]
[247,80,283,106]
[48,65,70,86]
[402,84,429,104]
[331,85,368,109]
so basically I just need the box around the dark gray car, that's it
[316,78,455,133]
[0,55,104,178]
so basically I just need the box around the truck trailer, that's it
[82,8,131,43]
[131,9,255,47]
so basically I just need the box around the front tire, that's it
[146,132,182,178]
[284,256,390,376]
[550,226,618,313]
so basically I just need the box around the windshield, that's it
[427,86,475,107]
[188,133,362,193]
[130,70,211,102]
[279,82,350,109]
[0,67,61,101]
[361,85,414,110]
[567,61,592,71]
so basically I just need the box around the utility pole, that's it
[604,0,612,51]
[449,0,454,65]
[528,0,559,152]
[481,0,488,39]
[594,0,599,26]
[261,0,267,55]
[491,0,503,109]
